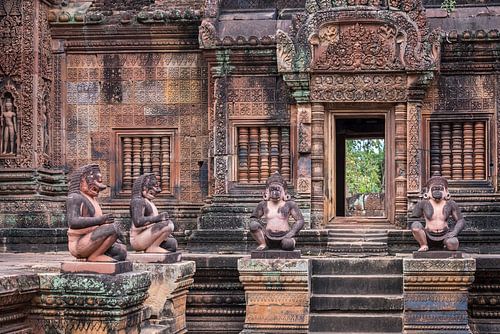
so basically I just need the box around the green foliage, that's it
[345,139,384,195]
[441,0,456,13]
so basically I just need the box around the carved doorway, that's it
[325,110,394,225]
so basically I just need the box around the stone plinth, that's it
[0,272,39,333]
[469,256,500,334]
[251,250,301,259]
[60,260,133,275]
[403,257,476,334]
[133,260,195,334]
[238,258,310,334]
[29,271,150,333]
[128,251,182,264]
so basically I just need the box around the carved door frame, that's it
[324,107,395,225]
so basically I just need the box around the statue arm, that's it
[250,202,265,221]
[130,199,163,227]
[448,201,465,238]
[285,202,305,238]
[66,195,106,229]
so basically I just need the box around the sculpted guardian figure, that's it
[250,172,305,251]
[66,164,126,262]
[410,176,465,252]
[1,95,17,154]
[130,174,177,253]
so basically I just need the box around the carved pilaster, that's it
[297,104,312,197]
[407,103,422,195]
[213,76,228,194]
[238,258,310,334]
[311,103,324,228]
[394,103,407,225]
[403,258,476,334]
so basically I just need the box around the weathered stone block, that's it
[30,271,150,333]
[403,258,476,334]
[133,260,195,334]
[128,251,182,264]
[0,272,39,333]
[60,260,133,275]
[238,258,310,333]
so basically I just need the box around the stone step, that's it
[311,294,403,311]
[328,235,388,241]
[309,312,402,333]
[312,275,403,295]
[312,258,402,275]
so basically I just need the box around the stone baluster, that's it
[452,122,463,180]
[259,127,270,182]
[248,127,260,183]
[474,121,486,180]
[122,137,132,190]
[463,122,474,180]
[142,137,152,173]
[151,137,161,180]
[281,127,291,182]
[132,137,142,182]
[161,136,170,192]
[430,122,441,176]
[238,127,249,183]
[440,123,452,179]
[269,127,280,175]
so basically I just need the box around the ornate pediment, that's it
[278,0,440,73]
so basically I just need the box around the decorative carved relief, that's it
[276,30,294,72]
[313,23,404,71]
[311,74,407,102]
[199,21,217,49]
[65,53,207,201]
[407,103,421,192]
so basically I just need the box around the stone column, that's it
[238,258,310,333]
[133,261,196,334]
[403,257,476,333]
[310,103,325,229]
[30,271,150,333]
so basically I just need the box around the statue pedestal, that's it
[403,256,476,334]
[30,271,151,334]
[127,251,182,264]
[238,258,310,333]
[60,260,132,275]
[251,249,301,259]
[133,260,195,334]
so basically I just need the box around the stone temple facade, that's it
[0,0,500,333]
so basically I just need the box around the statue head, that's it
[2,94,14,112]
[132,173,161,200]
[424,176,450,202]
[68,164,106,198]
[264,171,290,202]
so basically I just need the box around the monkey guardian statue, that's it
[66,164,127,262]
[249,172,305,251]
[129,174,177,253]
[410,176,465,252]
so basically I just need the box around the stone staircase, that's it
[309,257,403,333]
[326,227,390,256]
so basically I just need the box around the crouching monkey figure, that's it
[410,176,465,252]
[250,172,305,251]
[66,164,126,262]
[129,174,177,253]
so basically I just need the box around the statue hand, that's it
[159,212,170,221]
[102,213,114,224]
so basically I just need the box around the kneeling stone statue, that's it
[66,164,127,262]
[410,176,465,252]
[250,172,304,251]
[130,173,177,253]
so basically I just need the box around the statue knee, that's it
[161,238,178,252]
[411,222,424,233]
[281,238,295,251]
[445,237,459,251]
[249,221,261,232]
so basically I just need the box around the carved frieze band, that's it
[407,103,421,192]
[310,74,407,102]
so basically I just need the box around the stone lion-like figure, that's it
[249,171,305,251]
[410,176,465,252]
[129,174,177,253]
[66,164,126,262]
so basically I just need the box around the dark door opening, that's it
[335,118,385,217]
